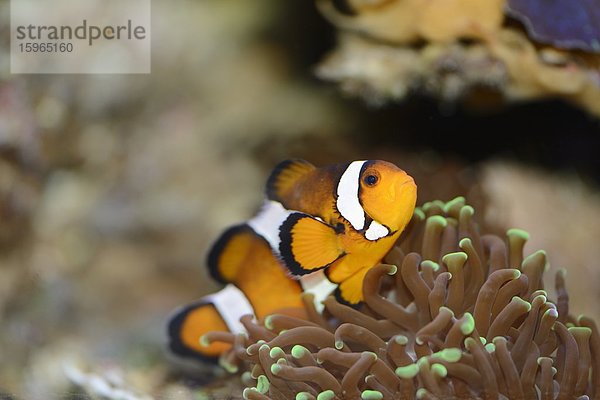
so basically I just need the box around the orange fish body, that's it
[168,159,417,362]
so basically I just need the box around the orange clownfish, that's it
[167,159,417,362]
[263,159,417,304]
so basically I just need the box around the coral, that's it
[202,197,600,399]
[316,0,600,116]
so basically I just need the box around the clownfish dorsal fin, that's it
[266,159,316,203]
[279,212,345,276]
[207,224,258,284]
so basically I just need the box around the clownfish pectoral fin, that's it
[207,224,258,285]
[167,284,255,362]
[266,159,315,203]
[279,212,345,276]
[333,266,371,306]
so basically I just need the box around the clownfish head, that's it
[359,160,416,234]
[336,160,416,240]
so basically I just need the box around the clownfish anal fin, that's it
[333,266,371,306]
[266,159,316,202]
[279,212,345,276]
[207,224,259,285]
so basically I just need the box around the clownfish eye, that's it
[364,174,378,186]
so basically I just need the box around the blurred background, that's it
[0,1,599,398]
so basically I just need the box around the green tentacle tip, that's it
[431,363,447,378]
[460,313,475,335]
[259,343,270,352]
[478,336,487,345]
[512,269,522,279]
[438,348,462,362]
[395,363,419,379]
[421,260,440,272]
[439,306,455,317]
[507,228,530,240]
[464,337,476,349]
[485,343,496,353]
[568,326,592,337]
[387,264,398,275]
[199,335,210,347]
[513,296,532,312]
[459,237,472,248]
[221,360,238,374]
[363,351,378,360]
[242,388,256,400]
[269,347,285,359]
[416,388,429,399]
[524,251,548,272]
[460,205,474,218]
[291,345,308,359]
[296,393,312,400]
[545,308,559,318]
[335,340,344,350]
[442,251,468,265]
[270,363,282,375]
[427,215,448,228]
[414,208,426,220]
[537,356,553,365]
[276,357,287,366]
[256,375,270,394]
[361,390,384,400]
[394,335,409,345]
[317,390,335,400]
[533,294,547,304]
[492,336,506,345]
[264,315,274,330]
[432,200,446,209]
[443,196,466,213]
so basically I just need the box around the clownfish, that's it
[167,159,417,362]
[263,159,417,304]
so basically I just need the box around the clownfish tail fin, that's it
[168,284,255,362]
[207,224,255,285]
[279,212,345,276]
[167,300,228,363]
[266,159,315,203]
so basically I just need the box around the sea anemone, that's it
[201,197,600,400]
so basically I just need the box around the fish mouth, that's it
[390,173,417,199]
